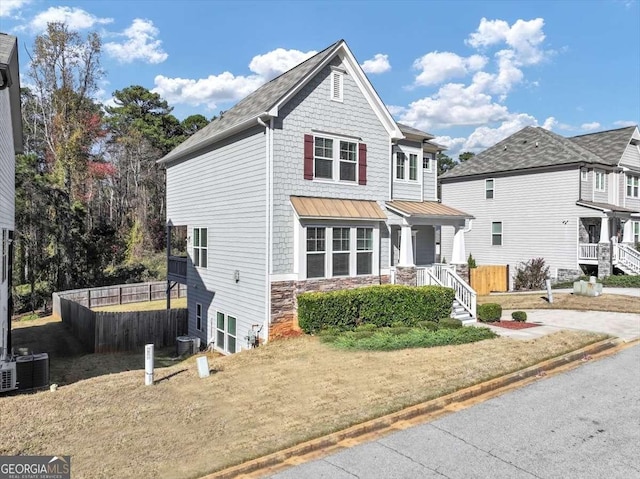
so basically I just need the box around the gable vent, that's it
[331,71,343,102]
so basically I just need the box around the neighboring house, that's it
[160,40,475,354]
[440,125,640,287]
[0,33,22,361]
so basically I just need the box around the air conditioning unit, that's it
[176,336,200,356]
[16,353,49,391]
[0,360,17,393]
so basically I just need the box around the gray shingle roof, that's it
[159,40,343,163]
[397,123,435,140]
[569,126,636,165]
[0,33,17,66]
[440,126,608,180]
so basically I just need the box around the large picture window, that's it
[193,227,207,268]
[306,227,326,278]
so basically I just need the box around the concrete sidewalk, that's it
[482,309,640,342]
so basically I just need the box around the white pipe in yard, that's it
[145,344,154,386]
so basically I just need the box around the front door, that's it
[588,224,597,244]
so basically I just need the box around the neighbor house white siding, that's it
[619,142,640,170]
[165,126,267,351]
[441,168,596,286]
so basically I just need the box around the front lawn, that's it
[480,293,640,314]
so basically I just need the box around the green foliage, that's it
[13,282,53,314]
[298,285,455,334]
[437,152,457,177]
[514,258,550,290]
[416,320,439,331]
[512,311,528,322]
[126,219,145,263]
[327,326,497,351]
[603,275,640,287]
[477,303,503,322]
[355,323,378,332]
[467,253,477,269]
[438,317,463,329]
[458,151,476,162]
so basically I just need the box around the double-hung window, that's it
[396,152,406,180]
[193,227,207,268]
[423,155,432,171]
[356,228,373,275]
[314,136,357,182]
[196,303,203,331]
[627,175,639,198]
[395,151,418,181]
[409,154,418,181]
[492,222,503,246]
[634,222,640,243]
[485,179,494,199]
[306,227,326,278]
[339,141,357,181]
[332,228,350,276]
[314,137,333,179]
[216,312,237,354]
[595,170,606,191]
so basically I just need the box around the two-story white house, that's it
[440,125,640,287]
[160,40,475,353]
[1,33,22,364]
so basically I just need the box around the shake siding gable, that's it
[165,126,267,348]
[271,61,390,275]
[441,168,588,284]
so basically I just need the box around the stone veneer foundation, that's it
[269,275,390,338]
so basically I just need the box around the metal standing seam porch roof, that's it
[386,200,474,219]
[290,196,387,220]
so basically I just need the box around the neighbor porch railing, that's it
[578,243,598,260]
[418,264,477,319]
[613,243,640,274]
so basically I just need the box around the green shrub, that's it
[467,253,477,269]
[387,326,412,335]
[477,303,502,322]
[514,258,550,290]
[355,323,378,332]
[298,285,455,333]
[603,275,640,288]
[391,320,406,328]
[416,320,439,331]
[438,317,463,329]
[511,311,527,322]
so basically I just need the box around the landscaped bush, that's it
[514,258,550,290]
[604,275,640,288]
[512,311,528,322]
[327,326,497,351]
[355,323,378,332]
[298,285,455,333]
[477,303,502,322]
[416,320,439,331]
[438,317,463,329]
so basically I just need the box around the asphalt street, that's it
[268,344,640,479]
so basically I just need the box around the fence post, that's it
[87,289,91,309]
[119,286,123,305]
[149,283,152,302]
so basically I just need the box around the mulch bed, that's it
[491,321,541,330]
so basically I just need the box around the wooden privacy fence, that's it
[52,281,187,316]
[470,265,509,295]
[59,297,188,353]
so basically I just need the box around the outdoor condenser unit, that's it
[0,360,17,393]
[16,353,50,391]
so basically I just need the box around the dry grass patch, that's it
[480,293,640,314]
[0,330,606,479]
[92,297,187,312]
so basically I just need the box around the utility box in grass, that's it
[573,278,602,297]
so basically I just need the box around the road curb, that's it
[202,337,632,479]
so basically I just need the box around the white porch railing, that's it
[418,264,477,319]
[578,243,598,260]
[613,243,640,274]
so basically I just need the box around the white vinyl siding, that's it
[392,141,423,201]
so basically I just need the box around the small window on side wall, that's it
[485,179,494,199]
[492,222,502,246]
[196,303,203,331]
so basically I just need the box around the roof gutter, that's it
[158,113,273,165]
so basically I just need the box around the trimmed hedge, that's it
[438,317,463,329]
[298,285,455,333]
[512,311,528,322]
[477,303,502,322]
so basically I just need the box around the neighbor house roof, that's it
[290,196,387,220]
[576,200,639,214]
[397,123,435,140]
[159,40,403,164]
[385,200,473,219]
[0,32,23,154]
[440,126,608,180]
[569,126,637,166]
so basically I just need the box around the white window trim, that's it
[626,174,639,198]
[215,311,237,354]
[302,224,379,280]
[423,154,433,172]
[491,221,503,246]
[394,149,420,183]
[594,170,606,192]
[313,134,359,184]
[633,221,640,243]
[485,178,495,199]
[192,227,208,269]
[330,70,344,102]
[581,169,588,181]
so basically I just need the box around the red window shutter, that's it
[304,134,314,180]
[358,143,367,185]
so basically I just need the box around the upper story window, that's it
[423,155,432,171]
[339,141,357,182]
[485,179,494,199]
[491,222,503,246]
[581,169,588,181]
[395,151,418,182]
[409,154,418,181]
[313,136,358,182]
[396,152,405,180]
[193,227,208,268]
[627,175,639,198]
[594,170,606,191]
[330,70,344,102]
[314,137,333,179]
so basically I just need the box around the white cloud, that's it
[386,105,406,117]
[0,0,29,17]
[361,53,391,74]
[104,19,168,64]
[21,6,113,32]
[580,122,601,131]
[153,47,317,109]
[613,120,637,127]
[542,116,557,130]
[248,48,317,80]
[413,51,487,86]
[463,113,539,150]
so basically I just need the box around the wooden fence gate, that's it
[470,265,509,295]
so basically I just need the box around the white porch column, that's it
[451,225,466,265]
[598,217,610,243]
[622,219,633,243]
[399,224,414,267]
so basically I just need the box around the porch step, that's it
[451,300,476,325]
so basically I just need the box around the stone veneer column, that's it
[455,264,469,283]
[597,243,612,279]
[394,266,417,286]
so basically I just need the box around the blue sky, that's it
[1,0,639,158]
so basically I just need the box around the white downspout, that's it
[258,117,272,344]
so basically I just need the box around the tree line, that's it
[14,23,209,312]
